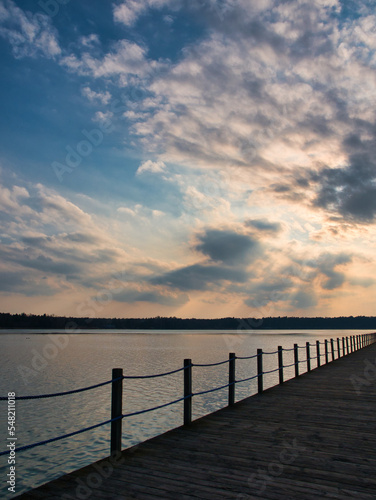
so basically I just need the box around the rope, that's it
[262,367,280,375]
[122,395,189,418]
[0,416,122,456]
[0,377,122,401]
[193,359,230,368]
[263,350,279,355]
[193,383,230,397]
[283,362,298,368]
[235,353,259,360]
[235,373,259,384]
[122,366,186,379]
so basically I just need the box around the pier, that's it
[11,334,376,499]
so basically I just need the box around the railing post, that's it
[294,344,299,378]
[342,337,345,355]
[306,342,311,372]
[351,336,354,353]
[228,353,235,407]
[184,359,192,425]
[316,340,320,367]
[325,339,329,364]
[330,338,334,361]
[278,346,283,385]
[346,336,349,355]
[337,337,340,358]
[257,349,263,394]
[111,368,123,456]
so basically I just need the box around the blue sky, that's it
[0,0,376,319]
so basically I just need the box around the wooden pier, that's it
[17,342,376,499]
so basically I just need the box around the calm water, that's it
[0,329,372,497]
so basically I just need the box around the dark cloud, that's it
[194,229,260,265]
[289,289,317,309]
[308,253,352,290]
[313,142,376,222]
[112,289,189,306]
[0,270,56,296]
[244,278,293,308]
[245,219,281,234]
[150,263,248,291]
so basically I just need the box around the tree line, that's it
[1,312,376,330]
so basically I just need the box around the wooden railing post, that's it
[278,346,283,385]
[257,349,263,394]
[330,338,334,361]
[337,337,340,358]
[184,359,192,425]
[346,336,349,355]
[351,336,354,353]
[306,342,311,372]
[316,341,321,367]
[342,337,345,356]
[325,339,329,364]
[111,368,123,455]
[228,353,235,406]
[294,344,299,378]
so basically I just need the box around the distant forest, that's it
[1,312,376,330]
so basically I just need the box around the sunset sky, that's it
[0,0,376,319]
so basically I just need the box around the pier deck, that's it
[18,343,376,499]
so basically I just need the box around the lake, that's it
[0,329,372,497]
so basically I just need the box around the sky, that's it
[0,0,375,320]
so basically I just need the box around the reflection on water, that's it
[0,329,369,497]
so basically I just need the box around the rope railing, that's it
[0,376,123,401]
[1,332,375,463]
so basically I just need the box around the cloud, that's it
[136,160,166,175]
[245,218,282,234]
[151,263,249,291]
[0,0,61,58]
[194,229,260,265]
[289,289,318,309]
[308,252,352,291]
[82,86,111,105]
[113,0,175,27]
[313,151,376,223]
[112,287,188,306]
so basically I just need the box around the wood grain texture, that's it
[16,342,376,499]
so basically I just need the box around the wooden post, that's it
[342,337,345,356]
[337,338,340,358]
[184,359,192,425]
[330,338,334,361]
[346,336,349,355]
[316,340,320,367]
[278,346,283,385]
[325,339,329,364]
[111,368,123,455]
[294,344,299,378]
[257,349,263,394]
[228,353,235,406]
[350,336,354,353]
[306,342,311,372]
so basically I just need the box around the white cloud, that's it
[136,160,166,175]
[82,86,111,105]
[0,0,61,58]
[113,0,175,27]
